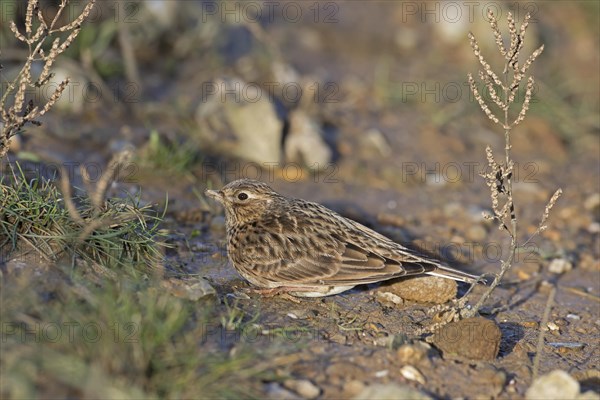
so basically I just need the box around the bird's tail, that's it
[427,265,484,284]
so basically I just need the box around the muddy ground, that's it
[1,1,599,399]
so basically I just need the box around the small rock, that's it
[399,365,426,384]
[584,193,600,215]
[195,77,283,165]
[5,258,28,275]
[579,254,600,271]
[164,277,216,301]
[359,128,391,157]
[8,134,21,153]
[546,321,560,333]
[286,309,314,320]
[374,370,389,378]
[353,383,432,400]
[588,222,600,234]
[525,370,581,400]
[375,291,403,305]
[431,317,501,361]
[522,320,539,329]
[342,380,365,397]
[396,343,428,365]
[283,379,321,399]
[566,313,581,321]
[265,383,301,400]
[382,276,457,304]
[373,336,395,348]
[548,258,573,274]
[46,65,90,115]
[284,109,331,169]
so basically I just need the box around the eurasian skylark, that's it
[206,179,480,297]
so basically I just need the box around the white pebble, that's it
[526,370,580,400]
[374,370,389,378]
[548,258,573,274]
[283,379,320,399]
[400,365,426,385]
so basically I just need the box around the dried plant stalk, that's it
[458,10,562,319]
[0,0,96,159]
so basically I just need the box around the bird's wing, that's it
[240,204,437,287]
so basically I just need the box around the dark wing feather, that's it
[235,201,439,287]
[234,199,477,287]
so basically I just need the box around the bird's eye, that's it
[237,192,248,201]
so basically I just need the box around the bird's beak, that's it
[205,189,224,203]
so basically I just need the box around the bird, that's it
[205,179,480,297]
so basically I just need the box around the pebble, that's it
[546,321,560,332]
[49,65,89,114]
[521,320,539,329]
[399,365,426,384]
[525,370,581,400]
[342,380,365,397]
[548,258,573,274]
[579,254,600,271]
[374,370,389,378]
[353,384,432,400]
[283,379,321,399]
[285,109,332,169]
[195,77,283,164]
[566,313,581,321]
[265,383,301,400]
[373,336,395,348]
[588,222,600,233]
[360,128,392,157]
[584,193,600,214]
[326,362,364,385]
[8,134,21,153]
[162,278,216,301]
[431,317,501,361]
[375,291,404,305]
[381,276,457,304]
[396,343,427,365]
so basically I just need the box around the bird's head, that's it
[205,179,282,226]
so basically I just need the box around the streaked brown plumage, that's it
[206,179,480,297]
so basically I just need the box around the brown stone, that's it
[381,276,457,304]
[431,317,502,361]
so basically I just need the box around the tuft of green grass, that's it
[0,162,164,274]
[136,130,200,176]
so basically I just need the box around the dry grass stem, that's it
[61,150,135,244]
[0,0,96,158]
[449,10,561,320]
[533,286,556,379]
